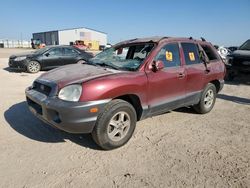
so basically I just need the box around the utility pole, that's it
[21,32,23,48]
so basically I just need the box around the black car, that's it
[226,39,250,80]
[8,45,94,73]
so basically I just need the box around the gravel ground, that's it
[0,49,249,188]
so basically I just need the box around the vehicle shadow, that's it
[3,67,24,73]
[174,107,197,114]
[217,94,250,105]
[4,101,100,150]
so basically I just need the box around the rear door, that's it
[42,47,64,68]
[146,43,187,115]
[62,47,79,65]
[181,42,207,104]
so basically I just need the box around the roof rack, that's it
[159,36,169,41]
[201,37,206,41]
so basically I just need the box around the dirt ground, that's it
[0,48,249,188]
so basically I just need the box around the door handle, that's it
[178,73,185,79]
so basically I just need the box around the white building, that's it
[32,27,107,46]
[0,39,31,48]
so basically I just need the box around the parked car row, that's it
[225,39,250,80]
[8,45,93,73]
[214,39,250,81]
[25,36,226,149]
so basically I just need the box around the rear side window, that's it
[201,45,218,61]
[155,43,181,68]
[64,48,79,56]
[181,43,200,65]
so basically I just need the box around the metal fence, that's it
[0,39,31,48]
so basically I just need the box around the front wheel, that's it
[92,99,137,150]
[26,61,41,73]
[193,83,217,114]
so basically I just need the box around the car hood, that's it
[37,64,122,88]
[230,50,250,58]
[9,51,36,59]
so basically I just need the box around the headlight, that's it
[58,84,82,102]
[14,56,26,61]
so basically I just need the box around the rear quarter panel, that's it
[201,42,226,85]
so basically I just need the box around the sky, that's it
[0,0,250,46]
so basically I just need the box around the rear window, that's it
[181,43,200,65]
[201,45,218,61]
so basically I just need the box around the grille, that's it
[33,81,52,96]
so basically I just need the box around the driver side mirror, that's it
[151,60,164,72]
[45,52,50,57]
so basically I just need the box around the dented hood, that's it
[37,64,120,88]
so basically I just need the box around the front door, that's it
[42,47,63,68]
[146,43,186,115]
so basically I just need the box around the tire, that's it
[76,59,85,64]
[193,83,217,114]
[26,61,41,73]
[92,99,137,150]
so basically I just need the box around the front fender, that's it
[79,72,148,106]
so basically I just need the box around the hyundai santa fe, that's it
[25,37,226,150]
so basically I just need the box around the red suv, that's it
[26,37,226,150]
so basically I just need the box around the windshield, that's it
[33,47,50,54]
[89,43,155,71]
[239,40,250,51]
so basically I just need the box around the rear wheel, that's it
[92,99,137,150]
[193,83,217,114]
[26,61,41,73]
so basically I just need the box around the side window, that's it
[64,48,78,56]
[48,48,63,56]
[116,47,129,60]
[181,43,200,65]
[201,45,219,61]
[155,43,181,68]
[132,44,154,60]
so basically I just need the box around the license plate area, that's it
[27,97,43,115]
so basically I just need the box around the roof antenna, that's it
[201,37,206,41]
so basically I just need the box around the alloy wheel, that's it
[107,111,131,142]
[28,62,40,73]
[204,89,214,108]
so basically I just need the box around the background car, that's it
[226,39,250,80]
[8,45,94,73]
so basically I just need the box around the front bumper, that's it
[8,59,27,70]
[218,79,224,92]
[226,57,250,73]
[25,87,111,133]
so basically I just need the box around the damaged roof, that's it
[115,36,208,47]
